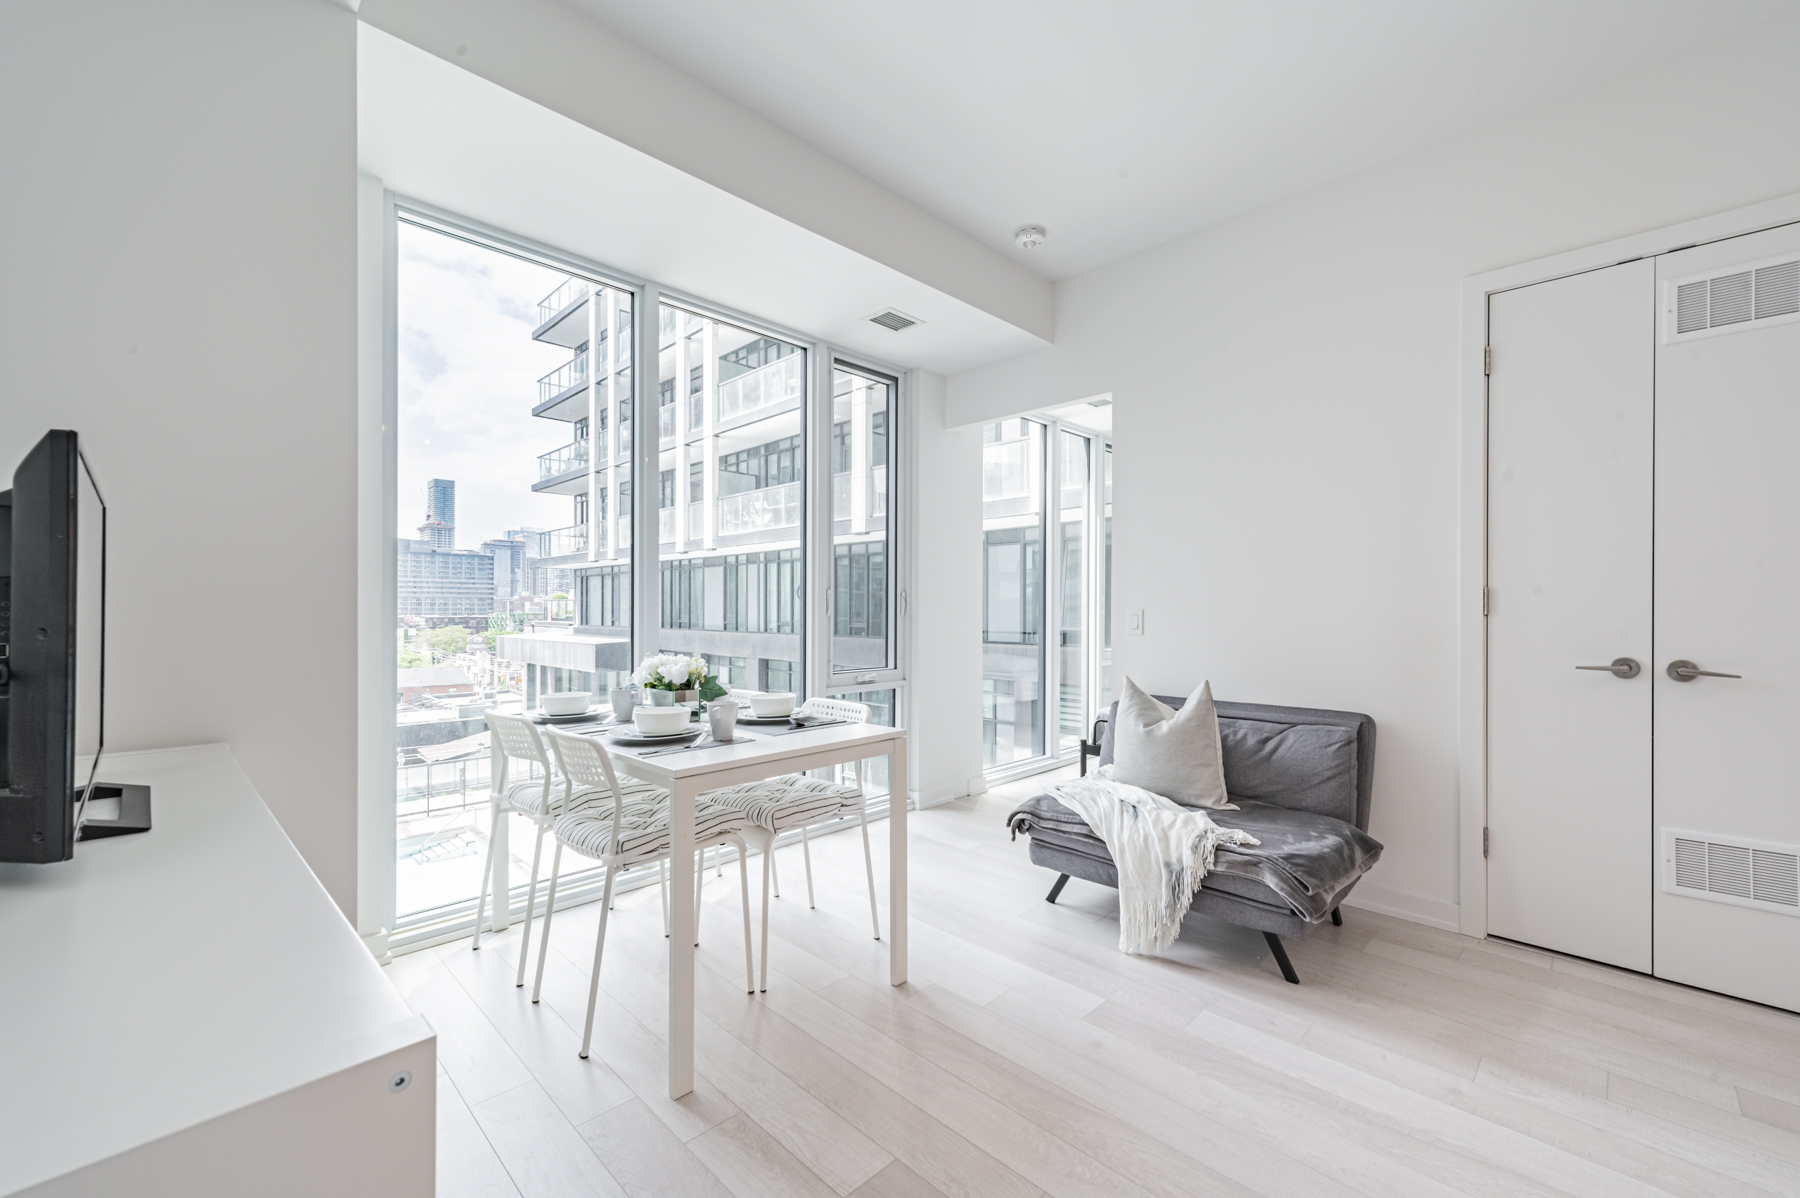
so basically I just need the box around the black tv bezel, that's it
[0,429,103,864]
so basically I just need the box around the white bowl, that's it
[632,706,691,736]
[748,692,796,718]
[541,691,592,716]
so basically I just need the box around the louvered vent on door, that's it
[1666,254,1800,342]
[1663,829,1800,915]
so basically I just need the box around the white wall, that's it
[904,371,986,806]
[948,13,1800,927]
[0,0,360,913]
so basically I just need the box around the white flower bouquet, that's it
[632,652,711,693]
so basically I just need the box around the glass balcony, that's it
[717,353,803,423]
[659,507,676,543]
[831,466,886,520]
[538,524,587,558]
[538,352,588,403]
[537,277,589,324]
[718,481,801,537]
[538,440,588,480]
[660,403,675,440]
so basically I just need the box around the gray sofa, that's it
[1006,696,1381,983]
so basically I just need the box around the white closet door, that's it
[1487,259,1654,971]
[1655,224,1800,1012]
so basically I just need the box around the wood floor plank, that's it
[820,975,1262,1198]
[576,1098,734,1198]
[437,1072,524,1198]
[846,1161,950,1198]
[688,1112,845,1198]
[469,1081,629,1198]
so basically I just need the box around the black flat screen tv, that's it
[0,429,145,864]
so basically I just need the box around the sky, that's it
[397,222,579,550]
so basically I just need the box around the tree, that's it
[398,645,428,669]
[424,626,469,655]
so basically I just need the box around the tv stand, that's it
[75,782,151,840]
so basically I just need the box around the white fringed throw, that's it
[1050,776,1260,955]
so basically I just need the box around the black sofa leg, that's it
[1045,874,1071,904]
[1264,932,1300,984]
[1331,907,1342,927]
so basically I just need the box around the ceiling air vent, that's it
[867,309,921,333]
[1663,829,1800,915]
[1667,254,1800,342]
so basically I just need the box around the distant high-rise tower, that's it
[422,479,456,549]
[417,519,454,550]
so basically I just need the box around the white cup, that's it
[707,699,739,742]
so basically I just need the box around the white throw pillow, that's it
[1110,678,1233,809]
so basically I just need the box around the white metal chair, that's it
[534,727,756,1059]
[704,696,879,992]
[473,712,603,988]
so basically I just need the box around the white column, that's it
[702,320,718,551]
[673,317,690,547]
[632,287,661,667]
[850,376,870,536]
[586,283,599,566]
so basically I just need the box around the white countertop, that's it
[0,744,431,1196]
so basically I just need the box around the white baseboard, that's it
[913,783,969,809]
[1343,882,1463,933]
[361,928,393,966]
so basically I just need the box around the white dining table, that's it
[599,719,908,1099]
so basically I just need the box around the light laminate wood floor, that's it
[384,767,1800,1198]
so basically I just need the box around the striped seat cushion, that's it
[502,778,612,819]
[702,775,860,832]
[553,781,749,861]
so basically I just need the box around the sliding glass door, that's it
[982,415,1111,777]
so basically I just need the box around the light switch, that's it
[1127,609,1144,636]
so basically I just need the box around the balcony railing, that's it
[538,440,588,480]
[718,481,801,537]
[659,507,676,543]
[717,353,803,423]
[538,352,588,403]
[538,524,587,558]
[537,277,589,325]
[660,403,675,440]
[831,466,886,521]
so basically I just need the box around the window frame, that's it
[817,357,907,694]
[370,195,913,950]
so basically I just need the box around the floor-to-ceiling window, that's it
[393,220,636,924]
[385,206,906,945]
[655,304,807,692]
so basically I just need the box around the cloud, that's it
[397,223,583,549]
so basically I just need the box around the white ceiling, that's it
[565,0,1787,280]
[358,25,1047,376]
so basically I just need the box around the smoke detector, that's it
[1014,226,1047,250]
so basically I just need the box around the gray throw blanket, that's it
[1008,792,1382,923]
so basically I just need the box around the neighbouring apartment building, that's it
[498,279,893,708]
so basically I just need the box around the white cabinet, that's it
[0,745,435,1197]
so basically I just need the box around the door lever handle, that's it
[1666,659,1742,682]
[1576,658,1641,678]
